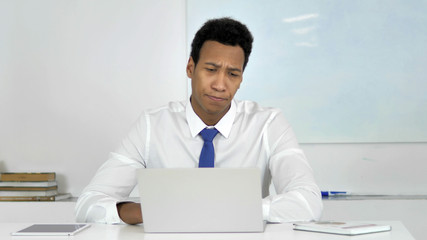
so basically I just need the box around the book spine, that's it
[0,172,56,182]
[0,193,71,201]
[0,186,58,191]
[0,181,57,187]
[0,190,58,197]
[0,196,55,201]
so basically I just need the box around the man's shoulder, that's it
[234,100,291,133]
[144,100,186,115]
[235,99,281,115]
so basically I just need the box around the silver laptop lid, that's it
[137,168,264,233]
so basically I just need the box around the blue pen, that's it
[321,191,350,196]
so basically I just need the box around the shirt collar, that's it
[186,98,236,139]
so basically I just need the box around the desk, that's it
[1,221,414,240]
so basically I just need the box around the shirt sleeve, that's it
[262,112,323,223]
[75,114,147,224]
[75,152,144,224]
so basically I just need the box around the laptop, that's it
[137,168,265,233]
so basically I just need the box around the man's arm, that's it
[75,152,144,224]
[76,113,148,224]
[117,202,143,224]
[264,148,323,222]
[262,112,323,223]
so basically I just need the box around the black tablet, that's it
[11,224,90,236]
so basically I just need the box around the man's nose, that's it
[211,72,227,91]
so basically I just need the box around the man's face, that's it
[187,40,245,125]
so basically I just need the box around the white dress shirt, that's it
[75,99,323,224]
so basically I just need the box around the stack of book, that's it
[0,172,71,201]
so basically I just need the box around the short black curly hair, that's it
[190,17,254,70]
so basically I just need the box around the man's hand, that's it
[117,202,143,225]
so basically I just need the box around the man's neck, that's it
[198,107,230,126]
[190,98,230,126]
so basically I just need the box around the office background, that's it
[1,0,426,198]
[188,0,427,144]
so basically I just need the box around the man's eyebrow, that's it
[228,67,242,73]
[205,62,220,68]
[204,62,242,72]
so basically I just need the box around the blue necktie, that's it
[198,128,219,168]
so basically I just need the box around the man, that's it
[75,17,322,225]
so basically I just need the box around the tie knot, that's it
[199,128,219,142]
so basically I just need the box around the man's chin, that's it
[206,104,231,116]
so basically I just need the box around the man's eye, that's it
[206,68,215,72]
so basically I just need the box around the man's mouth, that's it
[207,95,227,102]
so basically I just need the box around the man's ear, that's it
[186,57,195,78]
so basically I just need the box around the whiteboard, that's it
[187,0,427,143]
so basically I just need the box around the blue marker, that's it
[321,191,350,197]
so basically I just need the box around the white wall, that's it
[0,0,187,196]
[303,143,427,195]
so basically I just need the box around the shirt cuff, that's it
[262,198,271,221]
[87,198,124,224]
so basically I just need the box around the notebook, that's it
[293,221,392,235]
[137,168,265,233]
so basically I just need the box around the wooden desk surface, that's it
[1,221,414,240]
